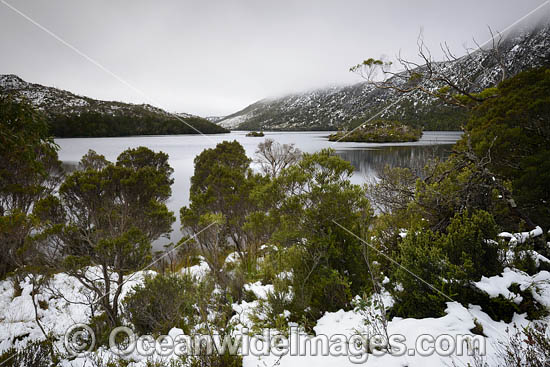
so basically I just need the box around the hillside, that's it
[0,74,229,137]
[218,23,550,131]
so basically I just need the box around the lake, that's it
[56,130,462,246]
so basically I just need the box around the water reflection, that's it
[335,144,454,179]
[55,131,461,246]
[61,161,79,173]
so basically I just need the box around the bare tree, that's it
[366,166,417,214]
[255,139,302,178]
[351,28,509,108]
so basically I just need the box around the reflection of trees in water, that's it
[61,161,79,173]
[336,145,454,179]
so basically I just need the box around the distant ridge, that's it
[0,74,229,137]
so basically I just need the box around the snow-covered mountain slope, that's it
[204,115,226,123]
[218,23,550,131]
[0,74,174,118]
[0,75,228,136]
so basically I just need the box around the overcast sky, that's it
[0,0,548,116]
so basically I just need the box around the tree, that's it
[366,165,416,214]
[351,30,510,109]
[255,139,302,178]
[54,148,175,326]
[266,149,374,321]
[0,95,62,279]
[461,67,550,229]
[181,141,267,272]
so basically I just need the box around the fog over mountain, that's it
[0,0,548,116]
[217,21,550,131]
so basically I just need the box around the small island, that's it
[246,131,265,137]
[328,119,422,143]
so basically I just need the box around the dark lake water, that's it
[56,130,462,246]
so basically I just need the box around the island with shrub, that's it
[328,119,422,142]
[246,131,265,137]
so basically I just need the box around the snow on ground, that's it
[475,267,550,308]
[499,226,544,244]
[0,268,153,354]
[179,256,210,279]
[239,300,533,367]
[1,263,549,366]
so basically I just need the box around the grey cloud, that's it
[0,0,547,116]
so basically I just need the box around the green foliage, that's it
[88,312,114,349]
[48,111,228,137]
[483,295,520,324]
[181,141,268,277]
[461,66,550,228]
[391,209,507,318]
[509,283,549,320]
[329,119,422,143]
[248,276,293,334]
[122,273,198,335]
[441,210,502,280]
[410,155,513,231]
[391,229,453,318]
[264,149,374,323]
[55,147,175,326]
[0,338,58,367]
[0,95,62,278]
[511,251,538,276]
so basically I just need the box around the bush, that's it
[122,274,198,335]
[391,210,507,318]
[442,210,502,280]
[265,149,373,324]
[0,339,58,367]
[500,322,550,367]
[249,278,293,334]
[391,229,454,318]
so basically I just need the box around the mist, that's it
[0,0,548,116]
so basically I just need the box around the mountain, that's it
[204,115,226,123]
[218,23,550,131]
[0,75,229,137]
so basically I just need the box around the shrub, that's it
[390,229,454,318]
[442,210,502,280]
[122,274,198,335]
[266,149,373,324]
[0,339,58,367]
[500,322,550,367]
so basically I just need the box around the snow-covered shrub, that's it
[248,277,293,334]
